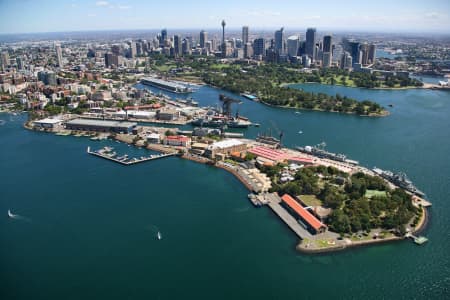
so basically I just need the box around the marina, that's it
[86,146,178,165]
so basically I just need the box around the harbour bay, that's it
[1,84,449,299]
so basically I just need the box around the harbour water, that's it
[1,83,450,299]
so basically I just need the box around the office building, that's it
[242,26,249,44]
[244,42,253,58]
[160,29,167,46]
[174,35,182,57]
[368,44,376,64]
[305,28,317,61]
[55,44,63,67]
[253,38,266,57]
[199,30,207,48]
[287,35,300,57]
[105,53,119,68]
[322,35,332,67]
[274,27,285,55]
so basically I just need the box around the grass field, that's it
[299,194,323,206]
[365,190,388,198]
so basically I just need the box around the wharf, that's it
[87,147,177,165]
[266,193,313,240]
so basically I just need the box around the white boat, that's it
[8,209,14,218]
[157,231,162,240]
[298,131,303,134]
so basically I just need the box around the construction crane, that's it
[219,94,242,118]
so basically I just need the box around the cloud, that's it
[118,5,131,10]
[247,10,281,17]
[95,1,109,6]
[87,13,97,17]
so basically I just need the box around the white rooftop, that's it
[209,139,244,150]
[34,118,63,124]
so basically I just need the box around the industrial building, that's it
[163,135,191,147]
[65,119,137,133]
[33,118,63,130]
[281,194,327,234]
[205,139,247,159]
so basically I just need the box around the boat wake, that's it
[235,206,250,213]
[8,210,31,222]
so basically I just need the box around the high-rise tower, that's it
[221,20,226,58]
[200,30,207,48]
[305,28,317,61]
[242,26,249,44]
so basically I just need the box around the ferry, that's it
[241,93,260,102]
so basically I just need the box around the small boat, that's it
[298,131,303,134]
[8,209,14,218]
[388,104,394,107]
[295,111,301,114]
[157,231,162,240]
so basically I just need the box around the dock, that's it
[406,232,428,245]
[87,146,177,165]
[266,193,313,240]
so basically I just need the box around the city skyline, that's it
[0,0,449,35]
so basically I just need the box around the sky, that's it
[0,0,449,34]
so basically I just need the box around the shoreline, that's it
[258,98,390,117]
[22,118,429,255]
[284,81,424,91]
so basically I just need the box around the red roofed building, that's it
[287,156,314,165]
[248,146,288,163]
[163,135,191,147]
[281,194,327,234]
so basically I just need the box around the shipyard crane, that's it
[269,120,284,149]
[219,94,242,118]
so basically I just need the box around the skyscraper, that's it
[274,27,285,55]
[1,51,10,70]
[160,29,167,47]
[305,28,317,61]
[253,38,266,57]
[221,20,226,58]
[174,35,182,57]
[244,42,253,58]
[323,35,332,53]
[368,44,376,64]
[322,35,332,67]
[55,44,63,67]
[129,42,137,58]
[242,26,249,44]
[199,30,207,48]
[287,35,300,57]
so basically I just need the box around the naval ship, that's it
[296,142,359,165]
[372,168,425,197]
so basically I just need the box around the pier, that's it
[266,194,313,240]
[87,146,177,165]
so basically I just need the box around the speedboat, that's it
[7,210,14,218]
[157,231,162,240]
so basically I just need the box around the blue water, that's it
[1,82,450,299]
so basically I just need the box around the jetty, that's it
[87,146,177,165]
[266,194,313,240]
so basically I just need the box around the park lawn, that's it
[299,194,323,206]
[365,189,388,198]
